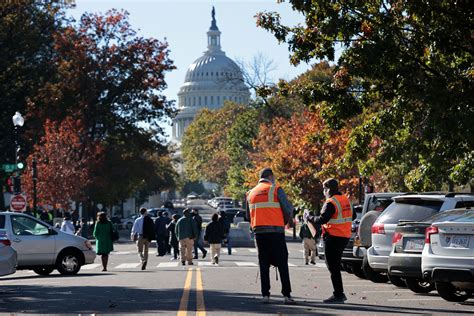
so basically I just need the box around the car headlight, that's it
[85,240,92,250]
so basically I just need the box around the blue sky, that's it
[68,0,312,139]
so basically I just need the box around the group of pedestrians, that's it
[246,168,355,305]
[129,206,232,269]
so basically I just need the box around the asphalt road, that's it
[1,201,473,315]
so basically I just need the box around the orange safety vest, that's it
[247,181,284,228]
[322,195,353,238]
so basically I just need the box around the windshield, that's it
[376,199,443,224]
[422,209,474,223]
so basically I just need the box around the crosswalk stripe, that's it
[113,251,134,255]
[198,262,213,266]
[235,262,258,267]
[81,264,102,270]
[248,249,257,253]
[114,263,140,269]
[157,262,179,268]
[288,263,297,267]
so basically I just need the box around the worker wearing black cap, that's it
[304,178,356,303]
[246,167,295,305]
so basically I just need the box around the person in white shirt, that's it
[61,214,75,235]
[131,208,155,270]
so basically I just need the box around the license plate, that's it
[404,238,424,251]
[445,235,470,248]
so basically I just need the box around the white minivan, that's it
[0,211,96,276]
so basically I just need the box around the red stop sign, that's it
[10,194,27,212]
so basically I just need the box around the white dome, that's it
[172,7,250,142]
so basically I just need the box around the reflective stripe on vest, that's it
[323,195,352,238]
[248,182,284,228]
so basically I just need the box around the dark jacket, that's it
[143,215,156,241]
[299,223,314,239]
[204,221,224,244]
[154,216,169,236]
[193,214,203,232]
[218,214,230,235]
[175,214,198,240]
[167,221,178,246]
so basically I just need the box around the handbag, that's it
[110,222,119,241]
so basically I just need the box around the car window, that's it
[11,215,49,236]
[0,215,4,229]
[422,209,474,223]
[368,197,394,213]
[454,200,474,208]
[377,199,443,224]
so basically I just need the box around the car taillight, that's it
[0,239,11,246]
[371,223,385,234]
[425,226,439,244]
[392,232,402,244]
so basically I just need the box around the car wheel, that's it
[388,273,407,287]
[56,250,82,275]
[352,263,366,279]
[362,254,388,283]
[33,267,55,276]
[405,277,435,293]
[435,281,471,302]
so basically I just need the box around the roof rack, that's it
[445,192,474,197]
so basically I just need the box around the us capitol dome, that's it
[171,7,250,142]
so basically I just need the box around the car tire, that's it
[388,273,407,287]
[405,277,435,293]
[362,254,388,283]
[33,267,55,276]
[352,263,366,279]
[56,250,82,275]
[435,281,471,302]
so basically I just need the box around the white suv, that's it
[367,193,474,284]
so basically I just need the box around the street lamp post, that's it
[32,158,37,213]
[12,111,24,194]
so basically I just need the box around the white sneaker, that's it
[262,296,270,304]
[283,296,296,305]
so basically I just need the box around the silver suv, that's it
[367,193,474,285]
[0,212,96,276]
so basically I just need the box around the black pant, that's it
[193,231,206,256]
[324,235,349,297]
[255,233,292,297]
[156,235,168,256]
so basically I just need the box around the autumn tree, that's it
[21,116,102,208]
[256,1,473,191]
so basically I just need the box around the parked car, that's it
[0,211,96,276]
[0,229,17,277]
[367,193,474,287]
[208,197,233,209]
[422,208,474,302]
[233,211,248,225]
[218,207,244,221]
[120,214,138,230]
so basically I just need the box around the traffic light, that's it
[13,176,21,193]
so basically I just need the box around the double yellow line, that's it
[177,268,206,316]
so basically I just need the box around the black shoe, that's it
[323,294,347,303]
[193,256,198,260]
[202,251,207,259]
[141,261,147,270]
[310,261,316,265]
[305,262,309,265]
[188,262,194,265]
[182,261,186,266]
[214,255,219,265]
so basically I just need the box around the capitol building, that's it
[171,8,250,143]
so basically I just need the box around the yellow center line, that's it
[177,268,194,316]
[196,268,206,316]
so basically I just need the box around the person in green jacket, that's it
[175,208,198,266]
[93,212,114,271]
[299,210,317,265]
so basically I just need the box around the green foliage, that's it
[257,1,473,190]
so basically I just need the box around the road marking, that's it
[248,249,257,253]
[363,290,406,293]
[113,251,134,255]
[196,268,206,316]
[114,263,140,269]
[288,263,297,267]
[198,262,213,266]
[387,298,444,301]
[177,268,194,316]
[158,262,179,268]
[235,262,258,267]
[81,264,102,270]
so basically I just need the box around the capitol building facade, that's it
[171,8,250,142]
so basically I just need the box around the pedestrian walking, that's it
[175,208,198,266]
[93,212,114,271]
[304,178,356,303]
[131,208,155,270]
[166,214,180,260]
[60,214,75,234]
[204,213,224,264]
[154,211,168,256]
[246,167,296,305]
[192,209,207,259]
[163,212,172,254]
[218,210,232,255]
[76,217,90,239]
[299,211,317,265]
